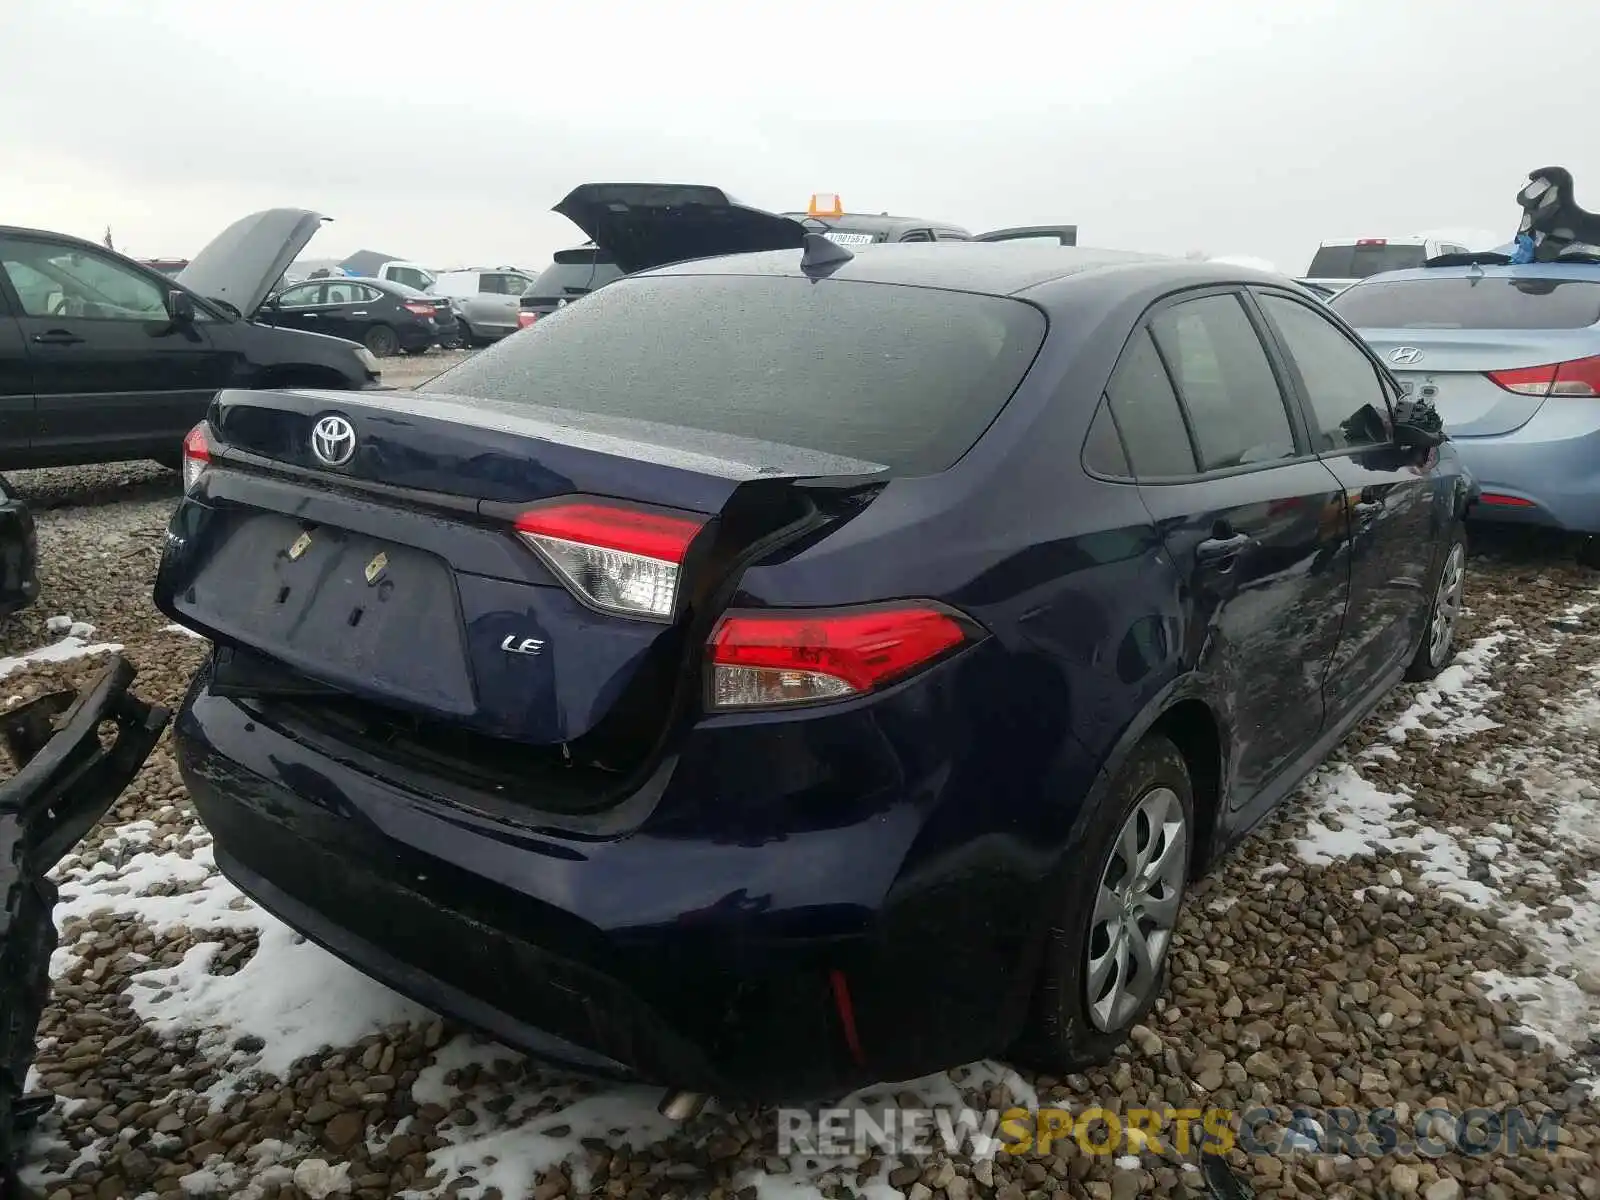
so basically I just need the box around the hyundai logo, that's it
[1389,346,1425,366]
[310,414,357,467]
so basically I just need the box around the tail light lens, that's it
[514,499,706,620]
[402,301,436,317]
[518,311,538,329]
[1486,355,1600,396]
[707,603,975,710]
[181,423,211,491]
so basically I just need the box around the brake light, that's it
[1486,355,1600,397]
[518,311,537,329]
[1357,238,1387,246]
[402,301,435,316]
[707,603,974,709]
[514,499,706,620]
[1479,492,1536,507]
[181,423,211,491]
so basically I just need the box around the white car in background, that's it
[427,267,536,346]
[1303,237,1472,296]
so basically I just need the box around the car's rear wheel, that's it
[363,325,400,358]
[455,321,476,349]
[1014,734,1193,1071]
[1404,525,1466,682]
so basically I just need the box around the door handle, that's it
[31,330,84,346]
[1196,530,1253,567]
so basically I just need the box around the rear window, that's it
[1307,244,1428,278]
[420,273,1047,475]
[526,258,623,299]
[1330,277,1600,330]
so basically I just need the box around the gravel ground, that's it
[1,463,1597,1200]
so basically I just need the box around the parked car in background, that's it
[142,258,189,279]
[160,241,1466,1108]
[0,209,380,471]
[1332,259,1600,565]
[261,276,456,357]
[518,245,623,328]
[375,261,437,292]
[0,473,38,617]
[1302,237,1470,296]
[429,268,535,345]
[779,192,1078,248]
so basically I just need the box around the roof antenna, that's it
[800,230,853,276]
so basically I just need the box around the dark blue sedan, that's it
[154,239,1469,1108]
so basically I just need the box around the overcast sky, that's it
[4,0,1598,274]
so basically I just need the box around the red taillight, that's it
[182,423,211,490]
[707,603,973,710]
[1357,238,1387,246]
[513,499,707,620]
[518,311,537,329]
[1486,355,1600,397]
[403,301,435,317]
[1479,492,1536,507]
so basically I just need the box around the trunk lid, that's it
[1355,328,1597,436]
[177,209,330,320]
[157,387,886,760]
[552,183,807,274]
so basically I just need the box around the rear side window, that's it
[526,259,620,299]
[1258,294,1390,452]
[421,274,1047,475]
[1103,328,1197,478]
[1082,402,1131,477]
[1307,243,1428,278]
[1150,294,1297,471]
[1330,276,1600,330]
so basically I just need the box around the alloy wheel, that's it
[1429,542,1466,666]
[1086,785,1187,1032]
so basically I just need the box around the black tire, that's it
[1013,734,1194,1072]
[455,322,476,349]
[1404,523,1467,682]
[1578,535,1600,570]
[363,324,400,358]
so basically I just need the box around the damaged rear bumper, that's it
[0,658,170,1191]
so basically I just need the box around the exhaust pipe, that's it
[658,1090,708,1121]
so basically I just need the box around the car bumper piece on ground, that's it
[0,658,171,1193]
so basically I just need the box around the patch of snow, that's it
[1386,633,1506,742]
[163,623,206,640]
[0,634,125,680]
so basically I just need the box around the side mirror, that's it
[167,290,196,324]
[1394,420,1446,451]
[1390,394,1447,451]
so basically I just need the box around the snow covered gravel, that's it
[2,464,1597,1200]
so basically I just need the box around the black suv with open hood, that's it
[0,209,382,471]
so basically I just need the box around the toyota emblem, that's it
[310,414,357,467]
[1389,346,1425,366]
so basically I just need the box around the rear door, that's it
[475,272,528,336]
[973,226,1078,246]
[317,279,376,343]
[1104,290,1351,810]
[1330,273,1600,437]
[0,234,228,460]
[1252,288,1440,708]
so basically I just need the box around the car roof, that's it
[1344,262,1600,285]
[1318,236,1432,247]
[1,224,113,249]
[639,241,1290,298]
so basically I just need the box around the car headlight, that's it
[355,347,380,372]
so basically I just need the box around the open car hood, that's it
[552,183,806,275]
[176,209,330,318]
